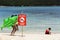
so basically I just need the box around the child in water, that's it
[45,28,51,34]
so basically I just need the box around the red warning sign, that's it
[18,14,26,26]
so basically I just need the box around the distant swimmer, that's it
[45,28,51,34]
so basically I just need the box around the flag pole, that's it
[21,5,24,37]
[21,26,23,37]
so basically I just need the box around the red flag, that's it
[18,14,26,26]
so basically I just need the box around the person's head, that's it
[11,15,17,17]
[48,28,51,30]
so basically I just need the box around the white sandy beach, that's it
[0,32,60,40]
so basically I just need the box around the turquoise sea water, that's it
[0,6,60,33]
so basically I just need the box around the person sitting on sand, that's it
[45,28,51,34]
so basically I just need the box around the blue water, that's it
[0,6,60,33]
